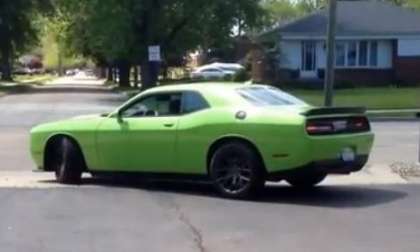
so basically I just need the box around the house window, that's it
[359,41,368,66]
[336,43,346,67]
[347,42,357,66]
[370,41,378,66]
[334,40,380,68]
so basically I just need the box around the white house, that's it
[262,0,420,85]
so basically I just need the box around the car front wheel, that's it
[52,137,84,184]
[209,141,265,199]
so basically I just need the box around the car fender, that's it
[207,133,266,172]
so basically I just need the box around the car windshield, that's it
[237,86,308,106]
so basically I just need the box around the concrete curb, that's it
[369,117,420,122]
[0,163,415,189]
[324,163,409,185]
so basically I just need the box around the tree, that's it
[385,0,420,9]
[260,0,327,32]
[53,0,264,88]
[296,0,327,13]
[0,0,52,81]
[261,0,301,30]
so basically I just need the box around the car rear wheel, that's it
[52,137,83,184]
[209,142,265,199]
[286,172,327,188]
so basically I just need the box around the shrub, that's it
[232,69,250,82]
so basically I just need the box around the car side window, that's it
[182,91,209,114]
[122,93,182,118]
[202,68,220,73]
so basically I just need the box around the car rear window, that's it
[182,91,209,113]
[237,86,307,106]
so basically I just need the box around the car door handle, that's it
[163,123,175,128]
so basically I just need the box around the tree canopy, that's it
[49,0,264,87]
[0,0,52,80]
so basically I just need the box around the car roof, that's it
[144,82,255,93]
[209,63,244,69]
[194,65,223,71]
[140,82,265,107]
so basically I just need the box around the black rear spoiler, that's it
[302,107,367,117]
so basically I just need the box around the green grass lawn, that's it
[14,74,55,84]
[288,87,420,110]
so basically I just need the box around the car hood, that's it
[71,113,105,120]
[30,113,106,134]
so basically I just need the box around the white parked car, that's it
[207,62,244,72]
[191,63,244,80]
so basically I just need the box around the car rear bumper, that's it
[266,155,368,181]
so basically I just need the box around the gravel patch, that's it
[391,162,420,179]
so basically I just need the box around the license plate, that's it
[341,148,355,162]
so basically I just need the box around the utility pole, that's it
[324,0,337,107]
[417,112,420,164]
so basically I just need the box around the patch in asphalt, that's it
[391,162,420,179]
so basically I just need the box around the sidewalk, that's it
[46,75,106,86]
[368,109,420,121]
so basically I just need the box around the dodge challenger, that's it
[30,83,374,198]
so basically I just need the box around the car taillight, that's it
[348,117,370,132]
[306,122,334,135]
[306,116,370,135]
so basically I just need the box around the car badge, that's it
[235,111,247,120]
[333,120,347,131]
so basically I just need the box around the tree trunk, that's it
[58,49,64,77]
[1,39,13,81]
[118,61,130,87]
[112,66,118,82]
[107,66,113,82]
[140,60,160,90]
[162,62,169,81]
[133,66,139,88]
[140,60,152,90]
[99,67,106,79]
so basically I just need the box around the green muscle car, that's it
[30,83,374,198]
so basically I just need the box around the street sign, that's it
[148,45,161,62]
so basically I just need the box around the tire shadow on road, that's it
[40,177,408,209]
[259,185,407,208]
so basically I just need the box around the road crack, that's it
[173,202,207,252]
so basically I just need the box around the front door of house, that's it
[301,41,317,78]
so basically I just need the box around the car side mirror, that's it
[116,110,124,123]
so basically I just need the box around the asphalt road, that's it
[0,81,419,251]
[0,84,124,171]
[0,183,419,252]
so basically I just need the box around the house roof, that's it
[269,0,420,38]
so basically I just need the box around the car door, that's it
[201,68,222,79]
[208,68,224,79]
[95,92,182,172]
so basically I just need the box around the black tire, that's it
[209,141,265,199]
[286,172,327,188]
[52,137,84,184]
